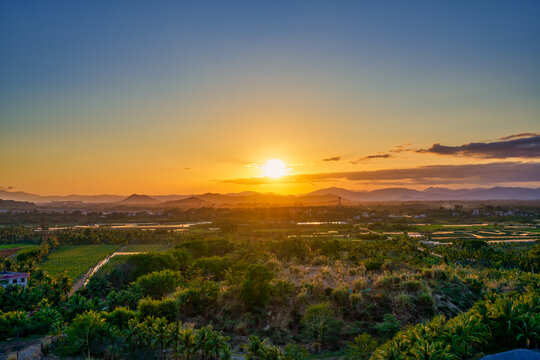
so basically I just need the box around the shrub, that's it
[415,291,435,316]
[375,313,401,340]
[124,253,181,282]
[169,248,193,270]
[401,280,422,292]
[105,306,136,330]
[271,280,294,305]
[32,305,62,334]
[331,287,351,307]
[353,278,368,291]
[135,269,182,299]
[106,288,142,310]
[138,297,178,322]
[190,256,231,280]
[301,302,341,346]
[283,343,309,360]
[241,264,274,312]
[376,275,401,290]
[0,311,31,340]
[175,281,219,315]
[344,333,378,360]
[394,293,412,311]
[58,310,112,358]
[364,259,382,272]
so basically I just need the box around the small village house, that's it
[0,271,30,288]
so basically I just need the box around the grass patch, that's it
[41,245,121,280]
[0,244,38,249]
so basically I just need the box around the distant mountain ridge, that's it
[307,186,540,201]
[1,186,539,206]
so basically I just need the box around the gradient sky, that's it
[1,1,539,195]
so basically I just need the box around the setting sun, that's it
[263,159,286,178]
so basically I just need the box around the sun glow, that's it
[263,159,286,178]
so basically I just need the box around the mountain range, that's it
[1,187,539,207]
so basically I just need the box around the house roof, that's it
[0,271,30,280]
[480,349,540,360]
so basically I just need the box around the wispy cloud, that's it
[417,134,540,158]
[499,133,539,141]
[390,142,413,153]
[350,153,392,164]
[322,156,341,162]
[223,162,540,186]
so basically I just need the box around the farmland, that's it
[118,244,170,252]
[41,244,121,280]
[0,243,38,258]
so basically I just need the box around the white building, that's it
[0,271,30,288]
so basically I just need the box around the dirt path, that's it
[69,249,146,296]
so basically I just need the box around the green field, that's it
[0,243,38,249]
[0,243,39,258]
[41,245,121,280]
[118,244,169,252]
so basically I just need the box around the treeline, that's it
[0,225,42,243]
[439,241,540,273]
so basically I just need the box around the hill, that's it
[117,194,161,205]
[162,196,211,208]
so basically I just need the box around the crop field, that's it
[41,245,121,280]
[416,223,539,244]
[0,244,38,249]
[118,244,170,252]
[0,244,38,258]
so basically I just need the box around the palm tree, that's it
[149,317,171,359]
[195,327,231,360]
[59,276,72,299]
[409,340,458,360]
[202,329,231,360]
[167,321,183,360]
[370,336,408,360]
[244,335,266,360]
[445,314,489,358]
[176,329,196,360]
[515,314,540,349]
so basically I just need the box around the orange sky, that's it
[1,2,539,195]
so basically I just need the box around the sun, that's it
[263,159,286,178]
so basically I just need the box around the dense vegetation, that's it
[0,206,538,359]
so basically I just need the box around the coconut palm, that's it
[176,328,197,360]
[515,314,540,349]
[244,335,282,360]
[150,317,171,359]
[445,314,489,358]
[409,340,457,360]
[195,327,231,360]
[167,321,183,360]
